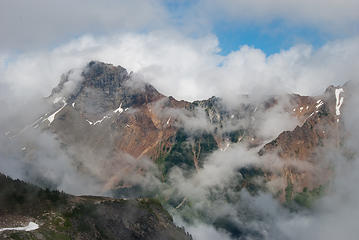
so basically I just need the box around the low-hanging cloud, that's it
[1,30,359,240]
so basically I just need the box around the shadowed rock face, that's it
[52,61,164,115]
[0,173,192,240]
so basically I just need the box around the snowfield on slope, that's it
[335,88,344,116]
[0,222,39,232]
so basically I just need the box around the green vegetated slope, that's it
[0,173,192,240]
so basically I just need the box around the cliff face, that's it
[258,87,344,202]
[0,173,192,240]
[22,61,346,203]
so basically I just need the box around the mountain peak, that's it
[49,61,163,113]
[83,61,129,92]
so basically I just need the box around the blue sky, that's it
[213,20,332,55]
[0,0,358,56]
[163,0,355,56]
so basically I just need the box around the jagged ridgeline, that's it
[21,61,348,199]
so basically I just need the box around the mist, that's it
[0,31,359,240]
[162,83,359,240]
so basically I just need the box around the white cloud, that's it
[1,29,359,239]
[0,0,168,51]
[181,222,232,240]
[1,0,358,52]
[193,0,359,33]
[1,32,358,107]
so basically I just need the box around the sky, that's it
[1,0,358,54]
[0,0,358,103]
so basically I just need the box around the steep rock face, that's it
[39,62,190,189]
[259,96,337,160]
[52,61,163,112]
[0,173,192,240]
[259,85,345,202]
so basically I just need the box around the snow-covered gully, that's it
[0,222,39,232]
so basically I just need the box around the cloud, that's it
[1,0,358,52]
[0,30,356,175]
[178,221,232,240]
[0,127,105,195]
[3,32,358,106]
[190,0,359,34]
[1,30,359,239]
[272,83,359,240]
[254,96,300,140]
[0,0,168,51]
[150,83,359,240]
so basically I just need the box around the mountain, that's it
[3,61,349,238]
[32,62,344,197]
[0,172,192,240]
[258,86,345,203]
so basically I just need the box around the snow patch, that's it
[0,222,39,232]
[113,103,123,114]
[335,88,344,116]
[300,107,304,112]
[21,147,26,151]
[43,101,67,125]
[316,100,324,109]
[86,120,93,125]
[93,116,110,125]
[72,102,75,108]
[166,117,171,125]
[306,106,309,110]
[293,108,296,112]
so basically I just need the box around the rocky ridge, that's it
[0,173,192,240]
